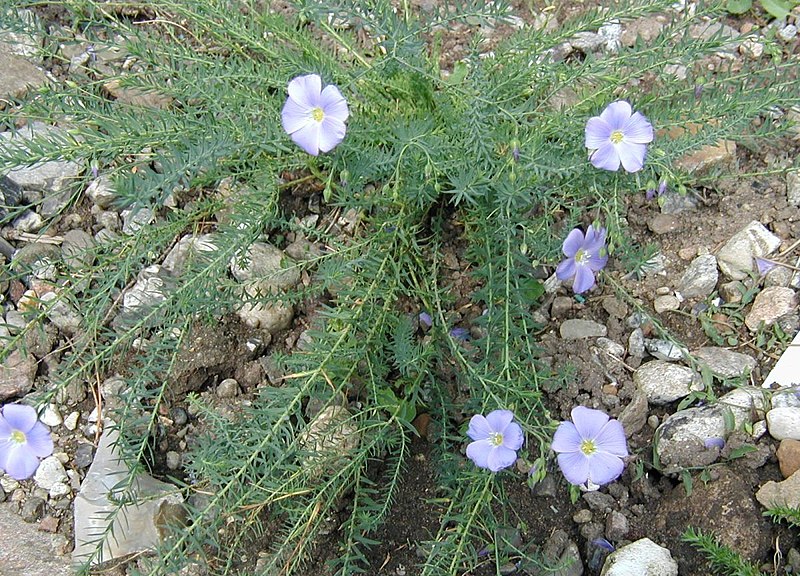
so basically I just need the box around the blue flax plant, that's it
[0,0,798,574]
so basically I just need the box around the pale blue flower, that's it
[551,406,627,488]
[555,224,608,294]
[0,404,53,480]
[281,74,349,156]
[466,410,524,472]
[585,101,654,173]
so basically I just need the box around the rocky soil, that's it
[1,2,800,576]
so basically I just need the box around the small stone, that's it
[63,411,80,430]
[628,329,646,359]
[49,481,71,499]
[230,242,301,291]
[719,281,745,304]
[778,24,797,42]
[745,286,797,331]
[61,229,96,270]
[692,347,756,380]
[216,378,240,398]
[634,360,701,404]
[38,515,60,533]
[34,456,68,491]
[40,404,62,427]
[644,338,684,361]
[655,405,728,473]
[601,538,678,575]
[767,407,800,440]
[20,496,46,523]
[85,175,117,208]
[675,140,736,176]
[677,254,718,299]
[559,319,607,340]
[550,296,573,318]
[647,214,680,235]
[573,509,592,523]
[39,291,82,334]
[166,451,181,470]
[739,39,764,58]
[653,295,680,313]
[13,210,44,233]
[170,407,188,426]
[777,439,800,478]
[0,349,37,402]
[121,206,155,235]
[73,443,94,469]
[605,510,629,541]
[618,387,648,437]
[787,171,800,207]
[298,405,360,479]
[756,469,800,510]
[717,221,782,280]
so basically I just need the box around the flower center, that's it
[580,439,596,456]
[574,248,590,264]
[11,430,26,444]
[311,107,325,122]
[609,130,624,144]
[489,432,504,447]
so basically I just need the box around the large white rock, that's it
[766,407,800,440]
[716,221,781,280]
[73,426,184,565]
[634,360,702,405]
[601,538,678,575]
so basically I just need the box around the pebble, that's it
[573,509,592,523]
[605,510,629,541]
[85,175,117,208]
[601,538,677,576]
[675,140,737,176]
[559,319,607,340]
[756,469,800,510]
[34,456,68,491]
[0,349,37,402]
[40,404,62,427]
[767,407,800,440]
[20,496,46,523]
[61,229,95,270]
[63,411,80,430]
[644,338,684,361]
[677,254,718,299]
[655,405,728,473]
[166,451,181,470]
[627,329,645,358]
[121,206,155,235]
[745,286,797,331]
[634,360,700,404]
[692,347,756,380]
[49,482,71,499]
[777,439,800,478]
[13,210,44,232]
[73,443,94,469]
[718,387,766,428]
[550,296,573,318]
[647,214,680,234]
[778,24,797,42]
[653,295,680,313]
[717,220,781,280]
[40,291,82,334]
[170,407,188,426]
[216,378,240,398]
[230,242,301,291]
[787,172,800,206]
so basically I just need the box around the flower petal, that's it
[320,85,349,123]
[587,452,625,485]
[25,422,53,458]
[281,98,312,135]
[1,442,40,480]
[599,101,632,130]
[589,142,621,171]
[487,445,518,472]
[287,74,322,109]
[585,117,612,149]
[572,265,595,294]
[290,121,322,156]
[1,404,37,433]
[594,420,628,457]
[586,251,608,272]
[0,438,12,470]
[617,142,648,173]
[562,229,585,258]
[485,409,514,432]
[623,112,654,144]
[318,117,347,154]
[0,416,12,441]
[467,414,493,441]
[501,421,524,451]
[466,439,493,469]
[556,258,576,282]
[571,406,610,440]
[557,450,591,486]
[551,421,582,453]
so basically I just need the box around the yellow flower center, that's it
[489,432,504,447]
[575,248,589,264]
[311,107,325,122]
[609,130,624,144]
[11,430,26,444]
[580,439,596,456]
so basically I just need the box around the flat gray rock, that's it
[0,503,73,576]
[559,318,607,340]
[677,254,718,298]
[693,346,756,379]
[716,221,781,280]
[0,45,47,101]
[634,360,701,404]
[600,538,677,576]
[0,349,37,401]
[745,286,797,331]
